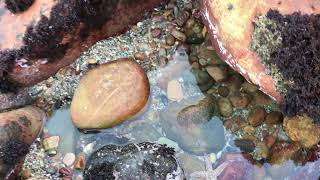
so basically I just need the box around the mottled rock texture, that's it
[0,0,168,87]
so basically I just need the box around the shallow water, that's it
[44,51,320,179]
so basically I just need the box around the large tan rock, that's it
[71,59,150,129]
[283,115,320,148]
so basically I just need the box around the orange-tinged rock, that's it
[283,115,320,148]
[201,0,320,103]
[71,59,150,129]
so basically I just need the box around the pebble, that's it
[189,55,199,63]
[209,153,217,163]
[198,58,207,66]
[151,28,162,38]
[218,97,233,117]
[165,35,176,46]
[43,136,60,151]
[224,116,246,132]
[255,142,269,160]
[247,107,266,127]
[167,80,184,101]
[242,82,258,94]
[218,86,230,97]
[243,125,255,135]
[266,136,276,148]
[46,165,58,175]
[87,58,97,65]
[230,95,250,108]
[74,153,85,170]
[185,18,195,29]
[171,30,187,42]
[134,53,146,61]
[21,169,32,179]
[159,48,167,57]
[191,62,200,69]
[265,111,283,125]
[176,10,190,27]
[59,167,73,177]
[63,153,76,167]
[234,139,255,153]
[206,65,228,82]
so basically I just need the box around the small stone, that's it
[283,115,320,148]
[191,62,200,69]
[176,10,190,27]
[255,142,269,160]
[171,30,186,42]
[43,136,60,151]
[218,97,233,117]
[165,35,175,46]
[191,69,212,85]
[87,58,97,65]
[234,139,255,153]
[158,57,168,67]
[242,82,258,94]
[46,165,58,175]
[198,58,207,66]
[185,18,195,29]
[189,55,199,63]
[265,111,283,125]
[230,95,250,108]
[59,167,73,177]
[63,153,76,167]
[247,107,266,127]
[134,53,146,61]
[206,65,228,82]
[47,149,57,156]
[21,169,32,179]
[266,136,276,148]
[224,116,246,132]
[253,91,272,106]
[167,80,184,101]
[159,48,167,57]
[74,153,85,170]
[151,28,162,38]
[218,86,230,97]
[243,125,255,135]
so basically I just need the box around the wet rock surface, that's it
[0,106,45,179]
[161,97,225,155]
[71,59,150,129]
[0,89,32,112]
[83,142,183,180]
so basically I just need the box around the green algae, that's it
[250,15,287,96]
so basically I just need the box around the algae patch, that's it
[250,15,287,96]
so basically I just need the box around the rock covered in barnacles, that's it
[0,0,169,86]
[71,59,150,129]
[83,142,184,180]
[201,0,320,121]
[0,106,46,179]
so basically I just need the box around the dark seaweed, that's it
[5,0,34,14]
[0,140,29,164]
[267,10,320,122]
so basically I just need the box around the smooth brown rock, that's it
[218,97,233,117]
[283,115,320,148]
[269,142,303,165]
[230,95,250,108]
[265,111,283,125]
[247,107,266,127]
[71,59,150,129]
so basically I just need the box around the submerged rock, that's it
[161,97,225,155]
[0,106,45,179]
[83,142,184,180]
[71,59,150,129]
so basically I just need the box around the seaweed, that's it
[266,10,320,122]
[5,0,34,14]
